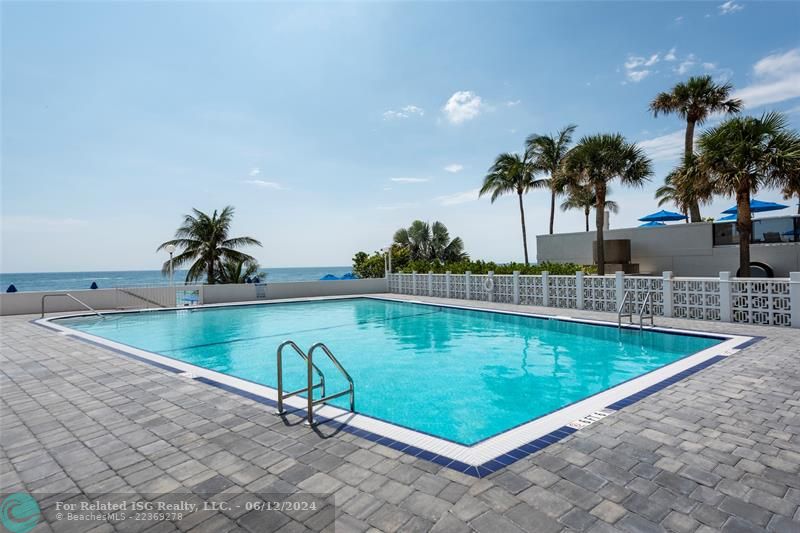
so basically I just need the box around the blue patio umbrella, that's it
[721,199,788,215]
[638,209,687,222]
[340,272,356,280]
[718,213,737,221]
[6,284,17,293]
[639,221,666,227]
[320,274,339,280]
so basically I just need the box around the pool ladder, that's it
[618,290,654,330]
[275,340,355,426]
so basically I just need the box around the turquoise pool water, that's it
[57,298,721,445]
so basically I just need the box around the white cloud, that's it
[674,16,684,24]
[623,53,663,82]
[442,91,483,124]
[437,188,481,206]
[734,48,800,108]
[627,70,651,82]
[382,104,425,120]
[249,167,261,177]
[718,1,743,15]
[505,100,521,107]
[675,55,696,75]
[664,47,677,61]
[753,48,800,78]
[638,130,686,162]
[444,164,464,173]
[244,179,284,190]
[390,177,428,183]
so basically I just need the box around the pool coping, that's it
[35,295,756,478]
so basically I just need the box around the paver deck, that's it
[2,294,799,532]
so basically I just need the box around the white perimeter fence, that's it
[388,271,800,328]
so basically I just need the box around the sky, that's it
[2,1,800,273]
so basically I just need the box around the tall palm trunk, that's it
[548,190,556,234]
[684,119,702,223]
[595,184,606,275]
[736,189,752,277]
[584,206,590,232]
[207,252,216,284]
[518,191,529,265]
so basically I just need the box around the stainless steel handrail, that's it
[617,290,632,328]
[305,342,355,426]
[639,291,654,330]
[41,293,104,319]
[275,340,325,415]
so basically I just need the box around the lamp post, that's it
[382,246,392,275]
[165,244,176,286]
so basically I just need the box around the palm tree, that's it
[563,134,653,274]
[218,257,262,284]
[157,206,262,284]
[781,167,800,215]
[650,75,742,222]
[560,185,619,232]
[480,152,546,264]
[655,153,713,222]
[393,220,467,263]
[526,124,578,234]
[699,112,800,277]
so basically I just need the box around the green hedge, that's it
[396,260,595,275]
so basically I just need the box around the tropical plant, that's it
[650,75,742,222]
[781,166,800,215]
[655,153,713,221]
[480,152,546,264]
[157,206,262,284]
[563,134,653,274]
[526,124,578,234]
[560,185,619,232]
[397,259,596,275]
[217,257,263,284]
[393,220,467,263]
[352,251,385,279]
[699,112,800,277]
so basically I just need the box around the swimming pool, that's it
[53,297,730,447]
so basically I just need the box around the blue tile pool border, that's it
[189,352,733,478]
[35,302,762,478]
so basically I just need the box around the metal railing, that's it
[41,293,104,319]
[116,288,169,309]
[275,340,325,416]
[617,290,632,328]
[274,340,355,426]
[639,291,654,329]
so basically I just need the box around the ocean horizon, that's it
[0,266,354,293]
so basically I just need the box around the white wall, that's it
[537,223,800,276]
[0,278,389,316]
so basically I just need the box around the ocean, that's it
[0,266,354,293]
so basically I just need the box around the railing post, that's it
[542,271,550,307]
[615,271,625,309]
[790,272,800,328]
[446,271,451,298]
[662,271,673,318]
[412,271,417,296]
[488,271,494,302]
[465,271,471,300]
[576,271,584,310]
[428,271,433,296]
[719,271,732,322]
[513,271,520,305]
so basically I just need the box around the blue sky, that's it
[2,1,799,272]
